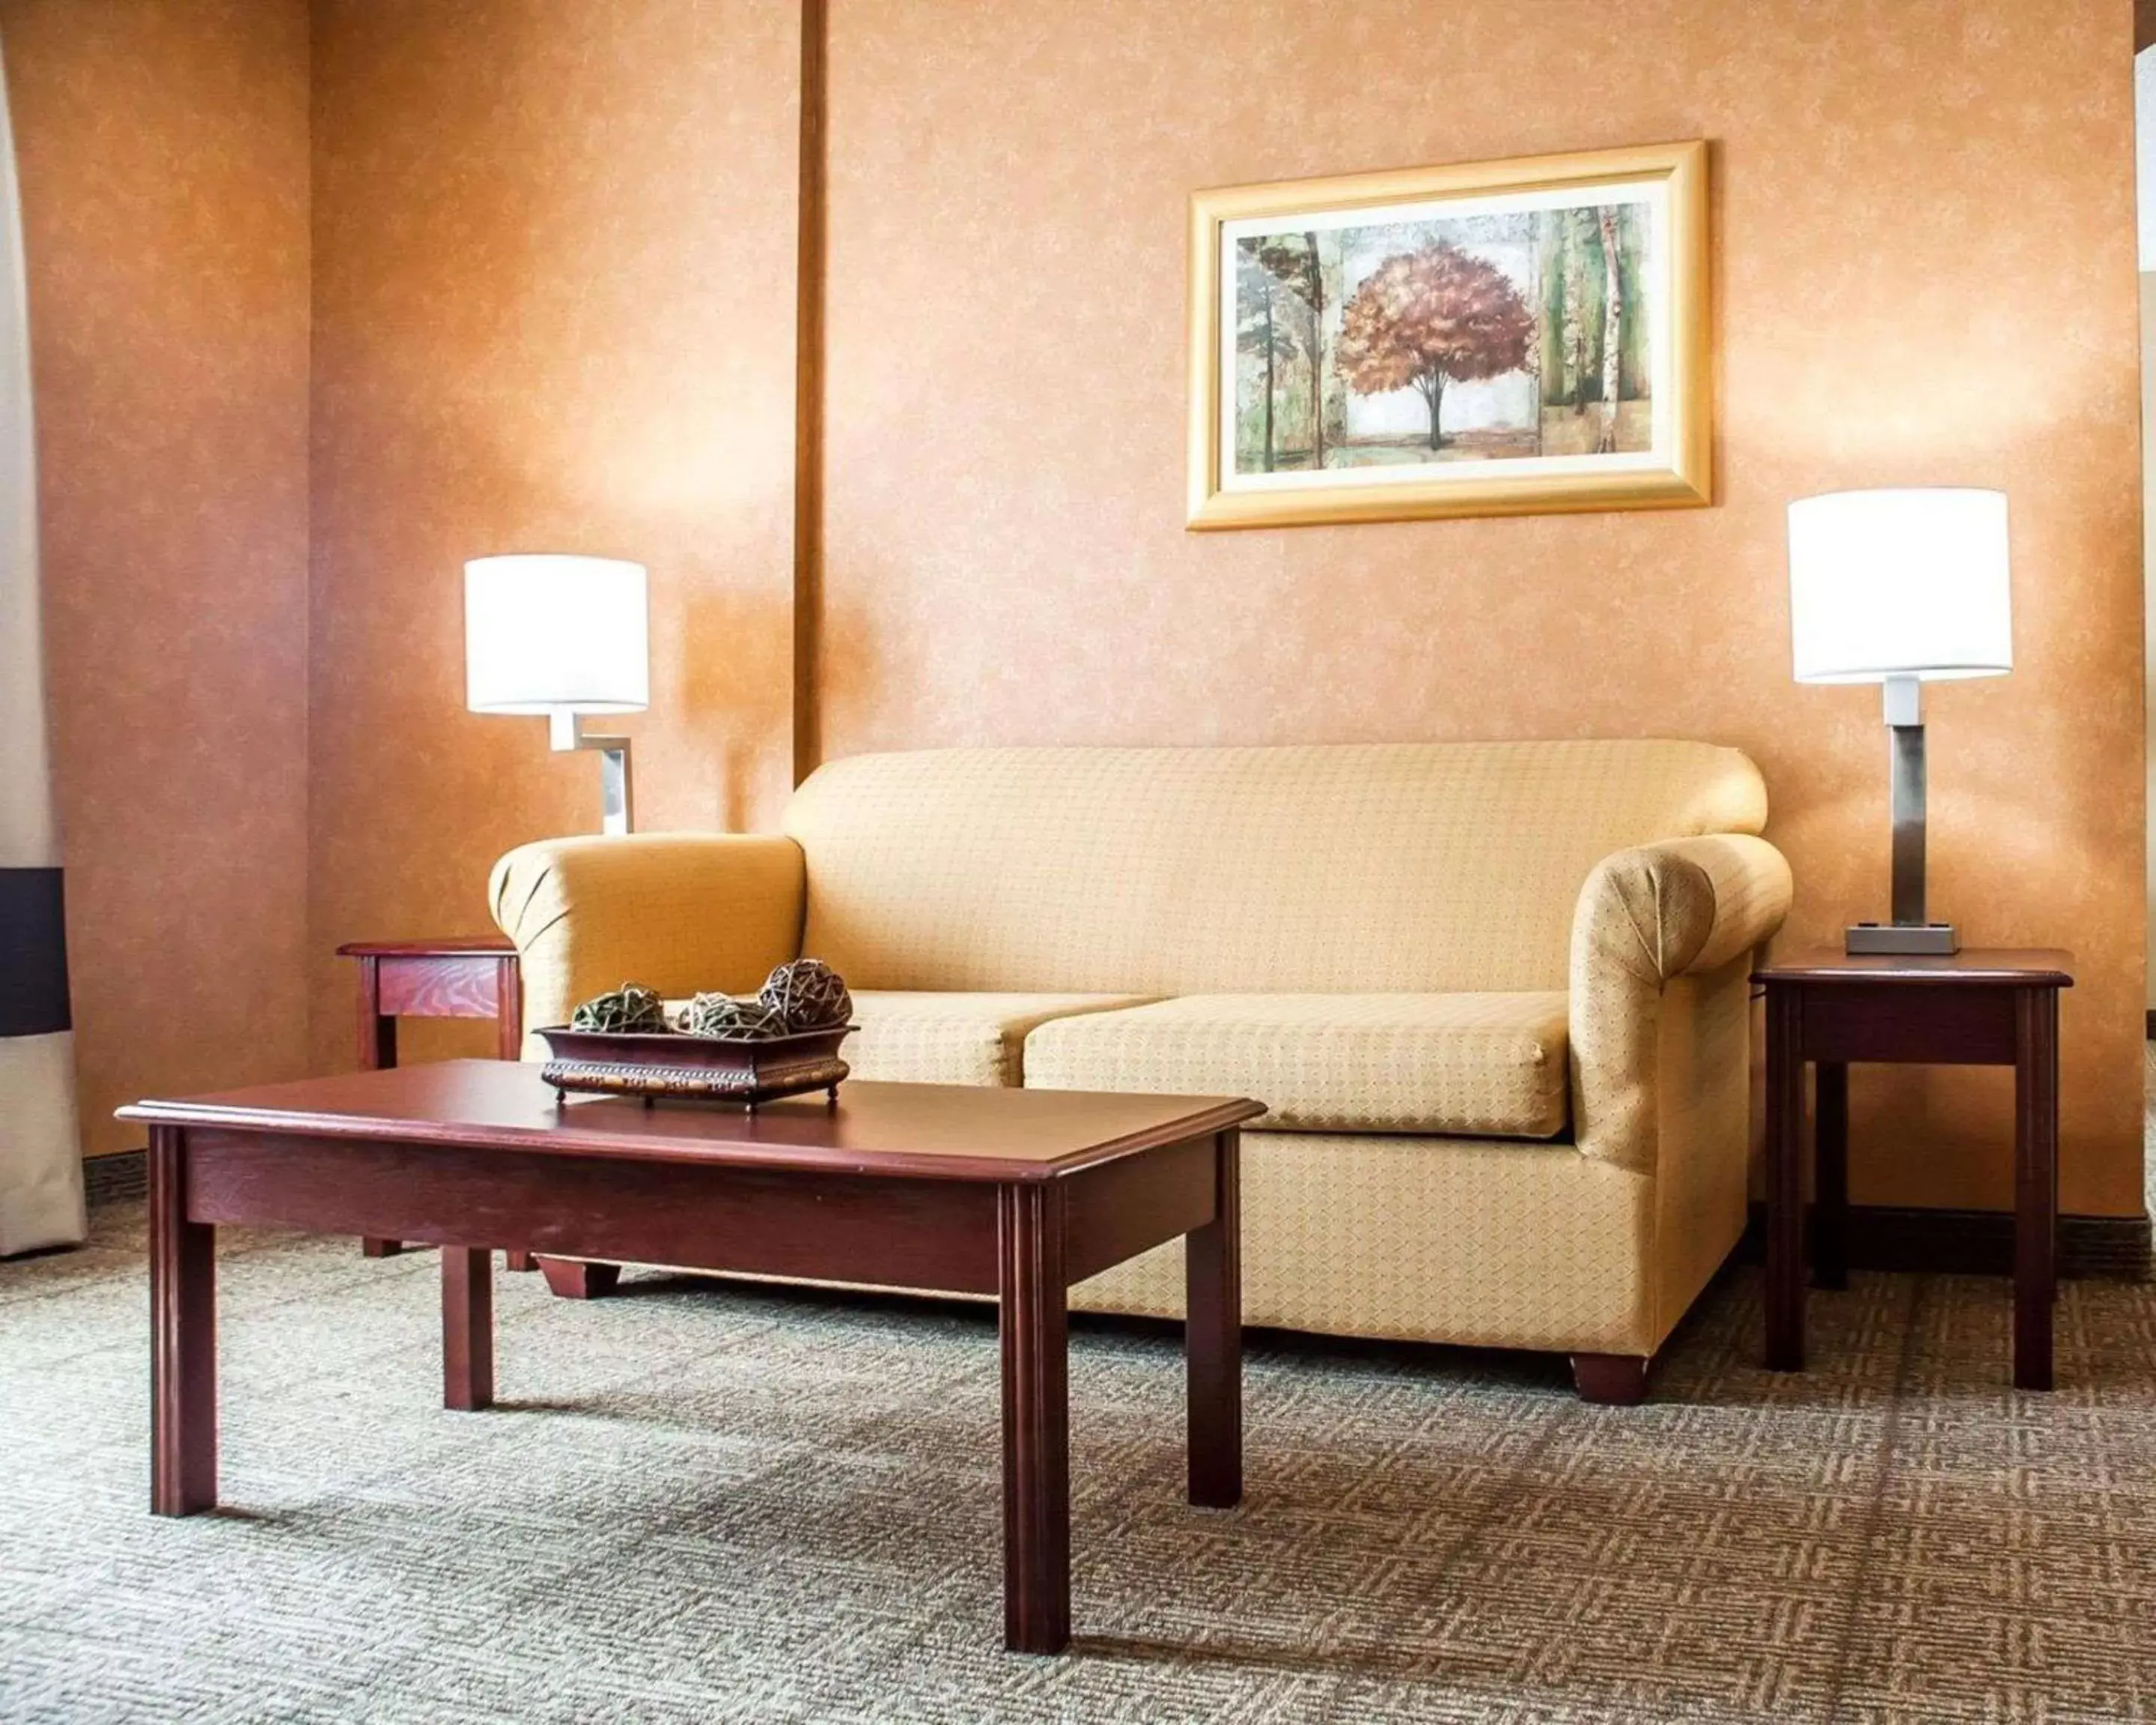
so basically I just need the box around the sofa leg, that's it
[537,1258,621,1300]
[1571,1353,1650,1405]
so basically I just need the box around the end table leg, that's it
[2013,988,2059,1392]
[354,958,401,1262]
[494,955,523,1062]
[1764,986,1806,1371]
[998,1182,1070,1655]
[504,1250,536,1273]
[1812,1062,1848,1292]
[150,1125,216,1515]
[1185,1130,1242,1509]
[442,1247,494,1411]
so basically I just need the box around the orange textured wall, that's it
[307,0,800,1074]
[819,0,2146,1214]
[287,0,2146,1214]
[3,0,311,1155]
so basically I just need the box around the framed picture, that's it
[1186,140,1710,530]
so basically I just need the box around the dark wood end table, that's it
[337,936,526,1266]
[1756,947,2072,1390]
[119,1065,1262,1655]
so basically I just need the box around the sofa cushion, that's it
[844,991,1160,1087]
[1023,993,1571,1138]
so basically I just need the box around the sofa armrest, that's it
[1568,834,1793,1172]
[489,833,806,1050]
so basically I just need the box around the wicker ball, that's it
[570,982,667,1034]
[757,958,853,1031]
[680,991,790,1040]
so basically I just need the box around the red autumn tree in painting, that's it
[1335,242,1535,451]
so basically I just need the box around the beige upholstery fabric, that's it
[784,743,1767,994]
[1074,961,1754,1357]
[1569,834,1792,1172]
[842,991,1158,1087]
[1649,957,1756,1345]
[1025,993,1570,1138]
[490,834,805,1056]
[490,742,1793,1363]
[1072,1130,1654,1355]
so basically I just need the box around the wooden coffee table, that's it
[118,1062,1262,1654]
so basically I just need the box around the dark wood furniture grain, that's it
[337,936,530,1269]
[1569,1353,1652,1406]
[1756,948,2071,1392]
[119,1062,1261,1655]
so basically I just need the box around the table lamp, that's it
[1788,487,2012,956]
[464,553,649,835]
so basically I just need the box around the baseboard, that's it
[83,1149,146,1208]
[1741,1200,2151,1282]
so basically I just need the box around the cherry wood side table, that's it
[338,936,528,1268]
[1757,948,2071,1391]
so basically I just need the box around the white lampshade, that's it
[1787,488,2012,684]
[464,554,649,714]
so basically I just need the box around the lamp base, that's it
[1845,921,1960,957]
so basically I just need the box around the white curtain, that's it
[0,31,85,1258]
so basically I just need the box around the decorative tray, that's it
[534,1023,856,1107]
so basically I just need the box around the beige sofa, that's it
[489,742,1791,1402]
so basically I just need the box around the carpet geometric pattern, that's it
[4,1203,2155,1723]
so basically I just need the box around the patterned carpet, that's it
[4,1205,2155,1724]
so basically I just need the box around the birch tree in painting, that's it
[1333,242,1534,451]
[1596,206,1623,454]
[1563,210,1592,413]
[1235,243,1296,471]
[1255,234,1327,469]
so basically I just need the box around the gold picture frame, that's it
[1187,140,1711,531]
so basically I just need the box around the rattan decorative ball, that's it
[680,991,791,1040]
[569,982,667,1034]
[757,958,852,1031]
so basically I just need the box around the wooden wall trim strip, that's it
[1738,1200,2151,1283]
[791,0,829,787]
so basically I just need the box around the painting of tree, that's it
[1194,141,1710,529]
[1333,243,1535,451]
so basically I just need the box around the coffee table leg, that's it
[442,1247,494,1411]
[1185,1129,1242,1509]
[998,1182,1070,1655]
[2013,987,2058,1392]
[150,1125,217,1515]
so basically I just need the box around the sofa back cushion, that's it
[782,742,1767,994]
